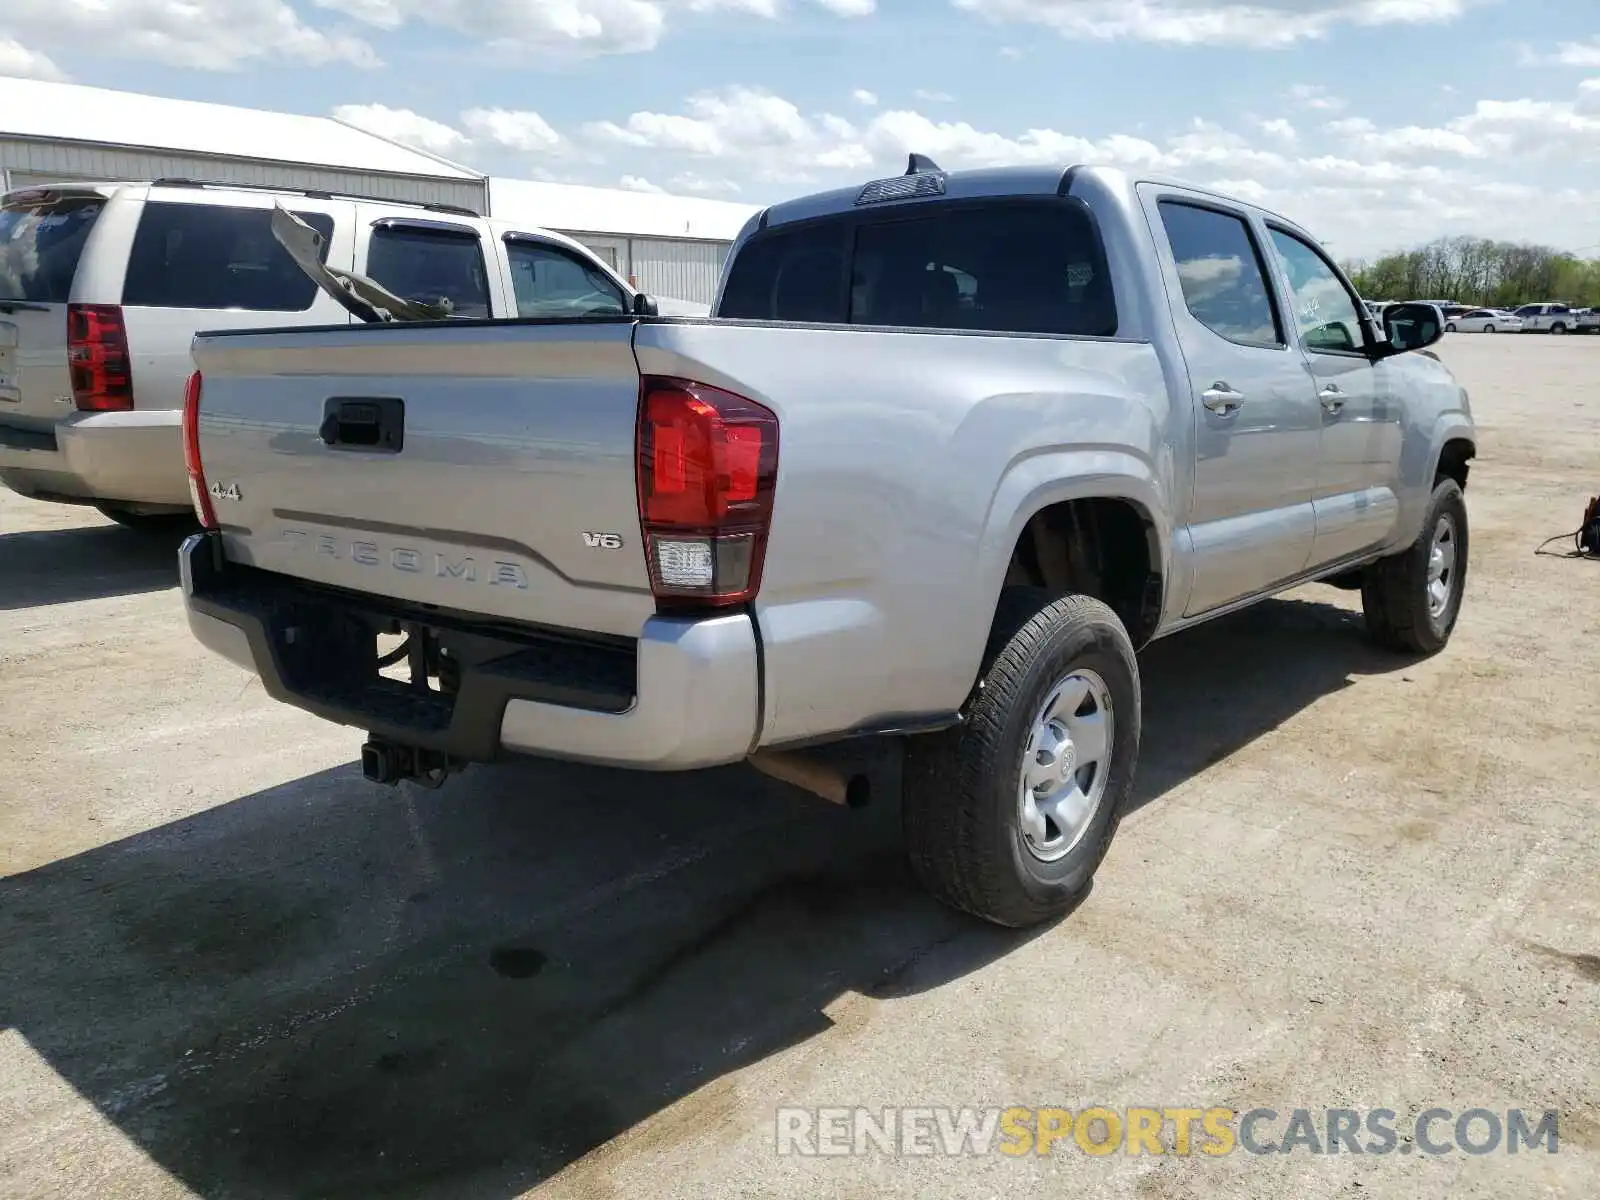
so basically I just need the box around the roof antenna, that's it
[905,153,942,176]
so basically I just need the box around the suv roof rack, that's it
[149,177,481,218]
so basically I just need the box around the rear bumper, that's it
[0,408,188,510]
[179,532,761,771]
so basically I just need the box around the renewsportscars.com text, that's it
[775,1106,1561,1158]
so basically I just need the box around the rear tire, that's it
[1551,322,1567,335]
[1445,322,1456,333]
[902,588,1141,929]
[93,504,195,533]
[1484,324,1495,334]
[1361,479,1469,655]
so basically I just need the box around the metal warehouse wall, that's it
[631,239,730,307]
[561,233,730,306]
[0,139,488,213]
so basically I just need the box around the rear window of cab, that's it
[718,197,1117,338]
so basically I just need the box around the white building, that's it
[0,77,764,306]
[489,179,759,305]
[0,76,487,213]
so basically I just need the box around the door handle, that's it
[1202,383,1245,415]
[1319,384,1345,413]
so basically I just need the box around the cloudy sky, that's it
[2,0,1598,260]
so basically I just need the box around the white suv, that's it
[0,179,689,528]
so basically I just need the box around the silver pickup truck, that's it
[178,160,1476,928]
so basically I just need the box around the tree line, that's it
[1342,236,1600,309]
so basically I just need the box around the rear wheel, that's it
[1361,479,1469,655]
[1445,322,1456,333]
[1484,324,1496,334]
[1551,322,1567,335]
[902,588,1141,928]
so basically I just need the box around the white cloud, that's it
[586,85,874,177]
[853,88,879,106]
[1552,38,1600,67]
[671,172,744,193]
[334,102,571,164]
[1288,83,1346,111]
[332,104,468,154]
[620,174,667,192]
[461,107,565,153]
[1324,115,1485,159]
[3,1,379,70]
[951,0,1473,48]
[312,0,875,57]
[0,37,67,81]
[915,89,956,103]
[551,76,1598,257]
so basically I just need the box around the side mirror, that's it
[632,292,659,317]
[1378,302,1445,357]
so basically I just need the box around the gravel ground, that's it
[1,334,1597,1200]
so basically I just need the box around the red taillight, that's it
[636,375,778,609]
[67,303,134,412]
[183,371,217,529]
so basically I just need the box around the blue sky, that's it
[3,0,1599,258]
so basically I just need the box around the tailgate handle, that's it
[321,396,404,453]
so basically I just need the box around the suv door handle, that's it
[1319,384,1345,413]
[1202,383,1245,415]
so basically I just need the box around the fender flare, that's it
[966,446,1173,661]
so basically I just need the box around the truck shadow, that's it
[0,520,189,610]
[0,592,1400,1198]
[1131,592,1403,811]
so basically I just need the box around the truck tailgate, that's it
[190,319,657,639]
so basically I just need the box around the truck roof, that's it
[752,160,1317,244]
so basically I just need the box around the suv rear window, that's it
[365,224,491,319]
[0,194,106,304]
[123,202,335,311]
[719,198,1117,337]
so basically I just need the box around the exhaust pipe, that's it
[748,750,871,809]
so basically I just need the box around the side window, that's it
[365,224,491,318]
[123,202,334,311]
[505,239,627,318]
[1157,201,1282,348]
[1265,227,1366,354]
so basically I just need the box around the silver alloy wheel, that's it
[1018,668,1114,863]
[1426,513,1458,620]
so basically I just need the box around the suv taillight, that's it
[67,303,134,412]
[182,371,217,529]
[636,375,778,610]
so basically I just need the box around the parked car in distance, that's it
[176,158,1477,930]
[0,178,697,529]
[1446,308,1523,333]
[1512,302,1576,333]
[1573,307,1600,333]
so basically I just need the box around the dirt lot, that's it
[2,335,1598,1200]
